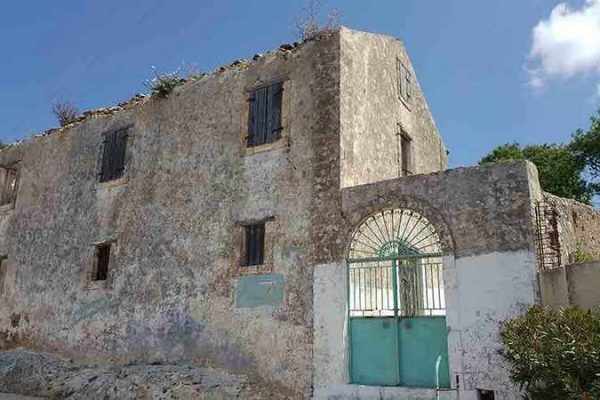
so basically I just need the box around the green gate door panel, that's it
[398,317,450,388]
[350,317,399,386]
[235,273,284,308]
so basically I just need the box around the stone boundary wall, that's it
[544,192,600,264]
[540,261,600,310]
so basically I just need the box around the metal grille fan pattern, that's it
[349,209,442,260]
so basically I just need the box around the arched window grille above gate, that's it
[348,209,442,261]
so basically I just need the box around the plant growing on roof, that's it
[145,67,186,98]
[52,100,79,127]
[295,0,341,41]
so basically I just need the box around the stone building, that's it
[0,28,599,399]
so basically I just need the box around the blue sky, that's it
[1,0,599,168]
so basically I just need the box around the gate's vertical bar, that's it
[346,259,353,383]
[392,258,401,384]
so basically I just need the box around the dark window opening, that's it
[0,168,18,206]
[0,257,7,296]
[247,82,283,147]
[401,133,413,176]
[94,244,111,281]
[242,223,265,266]
[478,389,495,400]
[99,128,128,182]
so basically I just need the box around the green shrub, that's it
[501,306,600,399]
[574,242,595,263]
[145,69,185,98]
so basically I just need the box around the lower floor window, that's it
[93,243,111,281]
[242,223,265,266]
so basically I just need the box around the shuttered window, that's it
[0,257,7,296]
[397,58,412,104]
[99,128,128,182]
[247,82,283,147]
[0,168,18,206]
[242,223,265,266]
[94,243,111,281]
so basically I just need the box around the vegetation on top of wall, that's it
[52,101,80,127]
[295,0,340,41]
[501,305,600,400]
[573,241,595,263]
[145,68,186,98]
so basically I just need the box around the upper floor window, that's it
[242,223,265,266]
[0,167,18,207]
[397,58,412,105]
[247,82,283,147]
[400,131,413,176]
[99,128,128,182]
[0,256,7,296]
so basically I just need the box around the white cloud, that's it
[528,0,600,88]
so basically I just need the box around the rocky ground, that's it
[0,349,279,399]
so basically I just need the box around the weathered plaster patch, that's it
[235,273,285,308]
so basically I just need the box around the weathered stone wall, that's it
[339,27,447,188]
[540,261,600,310]
[313,161,541,400]
[0,32,341,398]
[543,192,600,264]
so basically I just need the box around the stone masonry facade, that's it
[0,28,445,398]
[1,26,599,400]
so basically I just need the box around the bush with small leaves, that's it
[145,69,186,98]
[501,306,600,400]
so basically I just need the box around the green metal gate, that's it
[347,209,450,388]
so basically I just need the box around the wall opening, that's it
[0,256,7,296]
[478,389,495,400]
[241,223,265,267]
[93,243,111,281]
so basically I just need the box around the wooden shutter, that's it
[99,134,113,182]
[0,258,6,295]
[247,83,283,147]
[247,92,257,147]
[99,129,128,182]
[114,129,128,178]
[255,87,268,146]
[267,82,283,143]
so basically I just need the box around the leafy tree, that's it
[571,110,600,181]
[480,143,594,204]
[480,143,524,164]
[501,306,600,400]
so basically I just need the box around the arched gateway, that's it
[347,208,450,388]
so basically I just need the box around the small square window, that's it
[247,82,283,147]
[93,243,111,281]
[0,167,18,206]
[242,223,265,266]
[99,128,128,182]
